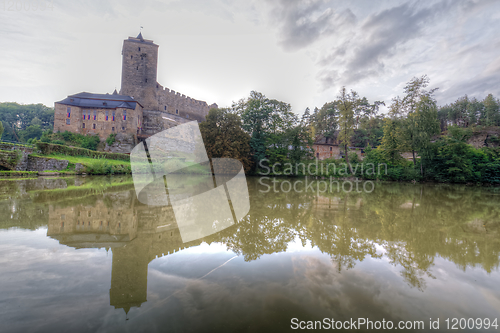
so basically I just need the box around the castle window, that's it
[105,110,109,121]
[164,106,166,111]
[138,47,141,51]
[137,66,138,70]
[82,123,85,128]
[82,110,85,120]
[112,127,115,131]
[122,126,125,131]
[186,114,189,119]
[93,110,96,120]
[175,109,178,115]
[67,107,71,118]
[145,78,147,83]
[112,111,115,121]
[330,147,332,151]
[131,55,133,59]
[93,124,96,129]
[123,110,127,120]
[66,119,70,125]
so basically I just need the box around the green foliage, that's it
[0,102,54,142]
[447,125,472,142]
[380,118,404,165]
[336,87,356,161]
[0,121,3,140]
[199,107,253,173]
[41,130,100,151]
[312,102,337,139]
[235,91,313,174]
[106,133,117,146]
[20,125,43,142]
[483,94,500,126]
[35,142,129,161]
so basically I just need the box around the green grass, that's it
[0,171,38,177]
[35,153,130,166]
[32,153,131,175]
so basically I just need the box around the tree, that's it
[0,121,3,141]
[199,107,253,173]
[411,95,441,175]
[380,118,404,165]
[483,94,500,126]
[336,87,358,173]
[235,91,310,173]
[312,102,338,139]
[398,75,438,165]
[20,125,43,142]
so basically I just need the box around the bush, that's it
[106,133,117,146]
[35,142,129,161]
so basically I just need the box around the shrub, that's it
[106,133,117,146]
[35,142,129,161]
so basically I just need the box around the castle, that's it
[53,32,217,150]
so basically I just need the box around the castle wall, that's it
[155,83,216,122]
[53,103,143,141]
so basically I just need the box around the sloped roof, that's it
[126,34,158,46]
[56,92,142,109]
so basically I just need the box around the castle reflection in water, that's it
[2,176,500,316]
[46,185,206,314]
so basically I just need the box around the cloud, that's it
[269,0,356,52]
[318,1,457,88]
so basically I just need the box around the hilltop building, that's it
[312,134,364,160]
[53,32,217,148]
[53,92,143,139]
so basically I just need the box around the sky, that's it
[1,0,500,115]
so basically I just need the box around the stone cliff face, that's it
[103,133,136,154]
[467,127,500,148]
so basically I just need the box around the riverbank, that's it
[0,141,131,176]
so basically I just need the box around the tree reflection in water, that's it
[1,176,500,300]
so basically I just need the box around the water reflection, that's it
[1,176,500,318]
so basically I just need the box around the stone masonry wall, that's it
[26,156,68,172]
[120,37,159,110]
[54,103,143,141]
[120,35,217,125]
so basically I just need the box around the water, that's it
[0,176,499,332]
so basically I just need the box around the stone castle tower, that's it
[120,32,217,132]
[120,33,159,110]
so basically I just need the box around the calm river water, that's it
[1,176,499,332]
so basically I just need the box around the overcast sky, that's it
[1,0,500,115]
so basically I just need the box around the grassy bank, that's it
[31,153,131,175]
[0,170,38,178]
